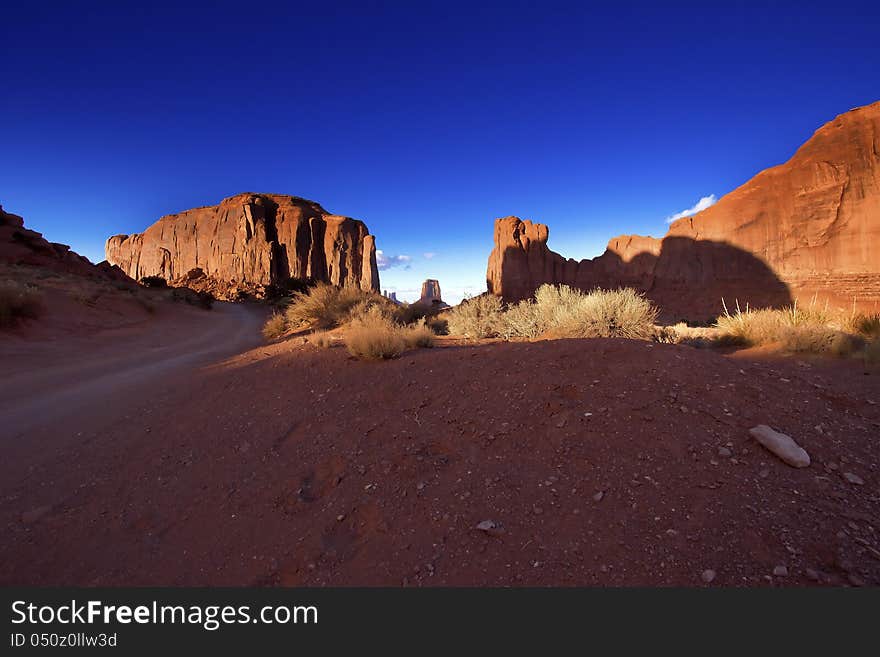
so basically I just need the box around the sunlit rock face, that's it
[487,101,880,319]
[106,193,380,296]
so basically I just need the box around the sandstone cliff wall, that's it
[487,101,880,320]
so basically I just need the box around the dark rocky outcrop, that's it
[1,204,130,282]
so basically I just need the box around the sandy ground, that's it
[1,323,878,586]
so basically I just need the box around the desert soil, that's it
[0,324,878,586]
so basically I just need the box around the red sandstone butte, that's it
[487,101,880,319]
[106,193,380,295]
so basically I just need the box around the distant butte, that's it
[487,101,880,320]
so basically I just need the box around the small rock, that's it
[718,447,732,458]
[843,472,864,486]
[21,506,51,525]
[476,520,496,532]
[701,569,716,583]
[847,573,865,587]
[533,507,543,515]
[805,568,820,581]
[749,425,810,468]
[593,491,605,502]
[773,565,789,577]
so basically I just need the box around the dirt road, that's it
[0,302,265,484]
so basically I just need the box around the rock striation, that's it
[487,101,880,319]
[106,193,380,298]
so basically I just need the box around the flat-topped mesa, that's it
[487,100,880,320]
[106,193,380,298]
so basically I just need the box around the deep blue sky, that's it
[2,1,879,302]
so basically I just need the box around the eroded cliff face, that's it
[487,101,880,320]
[106,193,380,297]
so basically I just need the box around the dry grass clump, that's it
[285,283,384,330]
[404,323,435,348]
[426,315,449,335]
[830,332,859,357]
[0,281,43,327]
[779,326,841,354]
[345,317,407,360]
[262,313,287,340]
[345,313,436,360]
[715,299,835,347]
[714,299,878,359]
[446,294,504,338]
[498,299,541,339]
[308,331,334,348]
[533,285,658,339]
[842,309,880,339]
[652,322,718,346]
[446,285,657,341]
[265,283,396,340]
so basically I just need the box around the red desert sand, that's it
[1,326,878,587]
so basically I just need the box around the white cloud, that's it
[666,194,717,224]
[423,252,436,260]
[376,250,412,271]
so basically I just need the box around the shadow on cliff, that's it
[498,236,793,324]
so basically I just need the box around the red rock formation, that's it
[106,193,380,297]
[1,204,130,282]
[420,279,442,304]
[487,101,880,319]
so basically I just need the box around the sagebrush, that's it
[262,313,286,340]
[714,299,879,358]
[446,285,657,341]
